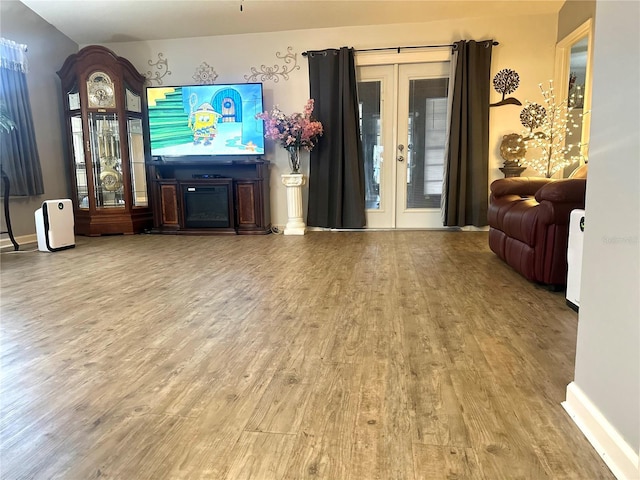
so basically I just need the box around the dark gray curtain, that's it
[307,47,366,229]
[0,39,44,196]
[443,40,493,227]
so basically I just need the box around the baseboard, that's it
[0,233,37,251]
[565,299,580,312]
[305,227,464,232]
[460,225,490,232]
[562,382,639,479]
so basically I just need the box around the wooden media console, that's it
[147,158,271,235]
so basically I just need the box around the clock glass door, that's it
[128,117,148,206]
[88,113,124,208]
[69,115,89,208]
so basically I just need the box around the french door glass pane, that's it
[406,77,448,209]
[358,81,382,210]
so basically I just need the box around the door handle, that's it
[397,144,405,162]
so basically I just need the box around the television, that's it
[146,83,265,157]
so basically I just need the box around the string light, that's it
[519,81,589,178]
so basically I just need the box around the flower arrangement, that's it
[256,99,323,173]
[519,81,587,178]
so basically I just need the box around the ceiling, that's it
[19,0,565,45]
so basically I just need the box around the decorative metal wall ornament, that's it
[144,53,171,86]
[494,68,520,95]
[519,103,547,130]
[490,68,522,107]
[244,47,300,83]
[193,62,218,84]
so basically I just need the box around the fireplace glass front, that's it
[183,185,231,229]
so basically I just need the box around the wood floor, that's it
[0,231,613,479]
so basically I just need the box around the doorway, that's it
[554,19,593,178]
[358,62,450,229]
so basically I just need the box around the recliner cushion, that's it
[488,195,532,230]
[504,236,536,282]
[500,198,540,246]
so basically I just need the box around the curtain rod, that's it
[302,41,498,57]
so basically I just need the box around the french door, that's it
[358,62,450,229]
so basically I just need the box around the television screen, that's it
[146,83,265,157]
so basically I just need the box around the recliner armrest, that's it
[490,177,553,197]
[535,178,587,204]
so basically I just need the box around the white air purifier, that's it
[566,208,585,311]
[35,199,75,252]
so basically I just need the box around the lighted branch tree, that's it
[519,81,587,178]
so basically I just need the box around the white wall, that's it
[100,13,558,227]
[565,1,640,478]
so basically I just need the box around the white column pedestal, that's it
[281,174,306,235]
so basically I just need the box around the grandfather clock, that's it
[57,45,152,236]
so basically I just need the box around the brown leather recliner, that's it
[488,165,587,286]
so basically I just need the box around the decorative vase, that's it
[286,145,300,174]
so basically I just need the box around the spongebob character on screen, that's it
[188,102,222,146]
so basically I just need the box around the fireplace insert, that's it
[182,181,233,229]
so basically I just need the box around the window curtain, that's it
[0,38,44,196]
[307,47,366,229]
[442,40,493,227]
